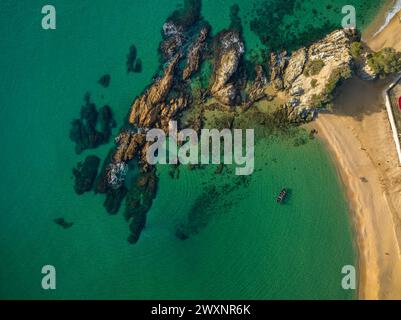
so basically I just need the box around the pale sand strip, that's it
[312,79,401,299]
[310,7,401,299]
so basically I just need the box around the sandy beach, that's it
[367,12,401,52]
[311,10,401,299]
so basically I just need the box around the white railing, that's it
[384,73,401,166]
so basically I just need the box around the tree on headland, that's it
[368,48,401,78]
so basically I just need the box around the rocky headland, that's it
[70,0,401,244]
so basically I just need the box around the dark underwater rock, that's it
[104,186,128,215]
[133,58,142,73]
[99,105,116,139]
[167,0,202,30]
[54,218,74,229]
[175,229,189,240]
[127,211,147,244]
[69,93,116,154]
[124,171,158,244]
[94,148,115,194]
[72,155,101,195]
[98,74,111,88]
[127,45,142,73]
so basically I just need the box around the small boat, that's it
[276,188,287,203]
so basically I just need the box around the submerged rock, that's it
[69,93,116,154]
[133,58,142,73]
[54,218,74,229]
[104,186,128,215]
[72,155,101,195]
[124,170,158,244]
[127,45,138,73]
[166,0,202,31]
[98,74,111,88]
[94,148,115,194]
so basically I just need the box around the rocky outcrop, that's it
[129,53,181,126]
[183,27,209,80]
[357,52,377,80]
[160,22,185,61]
[281,29,358,121]
[210,30,244,106]
[114,53,189,171]
[113,131,145,163]
[72,155,101,195]
[245,65,268,108]
[270,51,288,91]
[283,48,307,89]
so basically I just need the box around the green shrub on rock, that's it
[303,59,325,77]
[350,42,363,58]
[368,48,401,78]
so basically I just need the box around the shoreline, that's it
[308,0,401,300]
[363,2,401,52]
[362,0,401,42]
[312,78,401,299]
[311,8,401,298]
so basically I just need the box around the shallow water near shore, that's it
[0,0,384,299]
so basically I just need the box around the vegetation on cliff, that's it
[367,48,401,78]
[303,59,325,77]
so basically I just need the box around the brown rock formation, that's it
[129,53,182,126]
[270,51,288,91]
[283,48,307,89]
[183,27,209,80]
[247,65,268,105]
[210,30,244,106]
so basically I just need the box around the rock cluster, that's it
[94,149,128,215]
[269,29,358,121]
[116,54,189,171]
[69,93,116,154]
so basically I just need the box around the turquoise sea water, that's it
[0,0,382,299]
